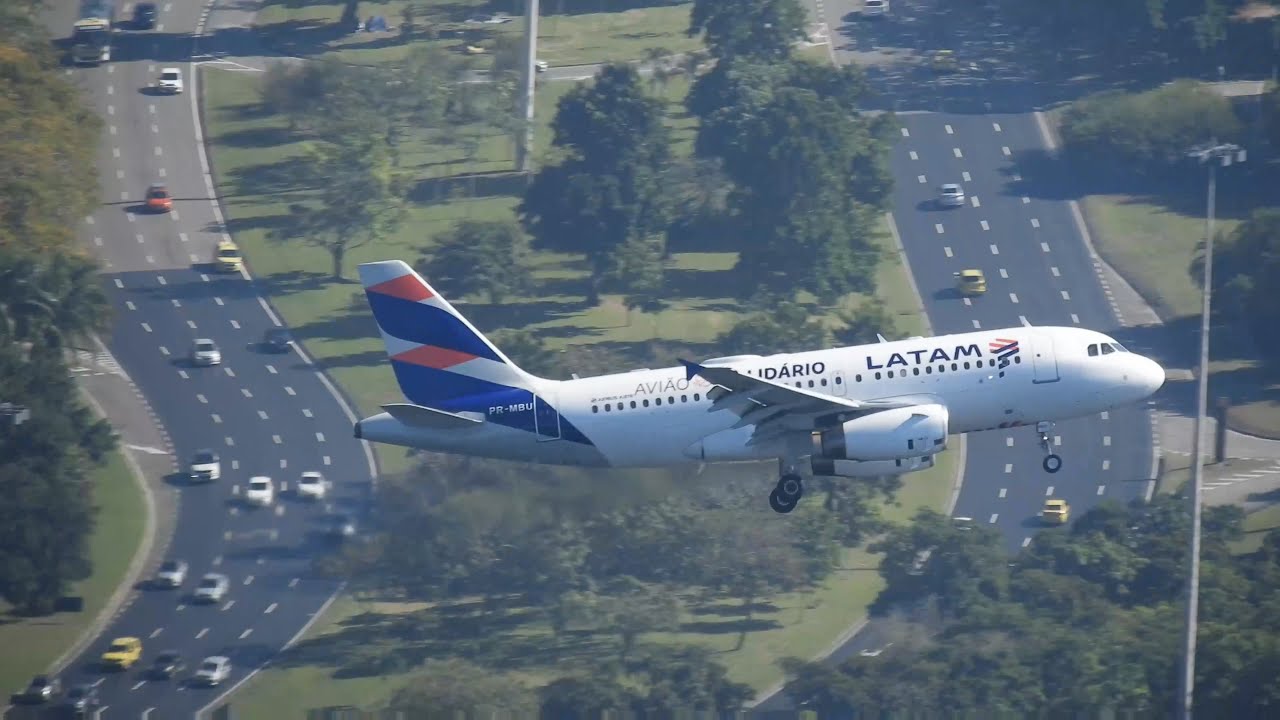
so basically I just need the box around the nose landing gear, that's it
[1037,421,1063,473]
[769,473,804,514]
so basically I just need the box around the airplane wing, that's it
[679,359,924,446]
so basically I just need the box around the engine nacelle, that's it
[811,456,936,478]
[815,404,949,461]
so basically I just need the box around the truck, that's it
[70,0,116,65]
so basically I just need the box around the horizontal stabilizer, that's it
[381,403,484,429]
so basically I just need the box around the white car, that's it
[193,656,231,686]
[188,449,221,482]
[244,476,274,507]
[157,67,183,94]
[535,59,549,73]
[190,339,221,366]
[296,471,327,501]
[193,573,229,603]
[938,183,965,208]
[153,559,188,588]
[863,0,889,16]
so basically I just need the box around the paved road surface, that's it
[11,2,377,718]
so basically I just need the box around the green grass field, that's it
[0,450,145,695]
[255,0,701,68]
[1231,503,1280,555]
[208,18,955,712]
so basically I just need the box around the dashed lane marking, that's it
[224,367,235,377]
[286,387,297,396]
[196,628,208,639]
[197,394,207,404]
[1097,485,1106,495]
[1104,436,1112,446]
[1009,293,1019,304]
[1051,266,1060,277]
[962,170,971,182]
[989,513,999,524]
[272,435,282,444]
[999,268,1008,278]
[970,196,980,208]
[1041,242,1051,252]
[211,414,221,424]
[918,174,927,183]
[972,319,981,329]
[944,246,953,257]
[980,220,989,231]
[125,301,136,311]
[150,628,162,638]
[1071,313,1080,324]
[301,408,311,417]
[1045,486,1055,496]
[945,124,954,134]
[1030,218,1040,228]
[142,322,152,333]
[1102,459,1111,470]
[1002,146,1011,156]
[265,603,277,614]
[316,432,325,442]
[998,488,1007,498]
[323,456,331,466]
[1022,196,1030,204]
[288,578,299,588]
[901,128,909,137]
[935,223,944,234]
[187,320,196,329]
[1006,437,1014,447]
[244,575,254,585]
[1021,537,1031,547]
[266,365,277,374]
[239,629,253,640]
[257,410,268,420]
[159,346,169,356]
[1005,463,1013,473]
[993,122,1002,132]
[241,388,253,398]
[1061,290,1071,301]
[1101,411,1109,420]
[953,147,963,158]
[909,150,918,160]
[989,244,999,255]
[225,436,234,446]
[230,320,240,329]
[222,600,235,611]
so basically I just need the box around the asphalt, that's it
[12,1,377,718]
[753,0,1160,710]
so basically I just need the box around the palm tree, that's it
[0,249,110,351]
[642,46,674,97]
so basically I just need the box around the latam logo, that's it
[990,338,1020,367]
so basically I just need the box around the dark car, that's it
[133,2,158,29]
[62,684,99,713]
[327,512,357,539]
[261,327,293,353]
[21,675,60,703]
[149,650,185,680]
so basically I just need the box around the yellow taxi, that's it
[100,637,143,670]
[1042,499,1071,525]
[214,240,243,273]
[955,269,987,297]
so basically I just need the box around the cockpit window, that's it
[1101,343,1115,355]
[1111,342,1128,352]
[1088,343,1099,357]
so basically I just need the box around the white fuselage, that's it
[355,326,1163,470]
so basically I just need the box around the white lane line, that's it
[1071,313,1080,324]
[150,628,163,638]
[146,255,155,265]
[107,105,114,115]
[935,223,944,234]
[116,169,124,179]
[158,168,167,178]
[989,244,999,255]
[944,246,953,258]
[1060,290,1071,301]
[953,147,963,158]
[148,103,156,114]
[909,150,918,160]
[901,127,910,137]
[1019,315,1028,325]
[1097,485,1107,495]
[288,578,299,588]
[109,125,116,136]
[215,297,224,306]
[272,435,282,444]
[316,432,325,442]
[970,196,980,208]
[178,370,188,379]
[323,455,331,466]
[989,513,999,524]
[159,346,169,356]
[301,408,311,417]
[1006,437,1014,447]
[1022,537,1032,548]
[1045,486,1055,496]
[125,301,136,311]
[963,298,972,306]
[1022,196,1030,204]
[131,681,145,691]
[1101,411,1110,420]
[1004,463,1013,473]
[239,629,253,640]
[944,124,954,134]
[112,147,120,158]
[212,414,221,424]
[230,320,241,329]
[231,460,239,470]
[917,174,927,184]
[190,253,199,263]
[287,387,298,397]
[142,322,152,333]
[980,220,989,231]
[998,488,1007,498]
[114,279,124,289]
[157,275,167,285]
[1103,436,1112,446]
[962,170,971,182]
[197,394,207,404]
[280,459,287,469]
[244,575,254,585]
[972,319,981,329]
[119,190,129,201]
[266,365,277,374]
[993,122,1002,132]
[1050,266,1060,277]
[171,299,181,308]
[187,320,196,329]
[1002,146,1011,156]
[223,600,236,611]
[242,388,253,398]
[1030,218,1040,228]
[257,410,268,420]
[225,436,234,446]
[1054,436,1062,446]
[1041,242,1051,252]
[999,268,1009,278]
[196,628,209,639]
[1009,293,1019,304]
[265,602,277,614]
[1102,459,1111,470]
[94,235,103,246]
[151,123,159,133]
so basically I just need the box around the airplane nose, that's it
[1138,355,1165,397]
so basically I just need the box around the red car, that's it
[145,183,172,213]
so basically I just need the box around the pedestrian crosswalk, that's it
[1204,461,1280,491]
[69,349,122,377]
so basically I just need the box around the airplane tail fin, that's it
[358,260,535,408]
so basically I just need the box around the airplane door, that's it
[1031,333,1061,384]
[534,393,562,441]
[833,370,848,397]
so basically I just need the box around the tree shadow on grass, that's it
[255,19,350,59]
[679,617,782,635]
[409,172,527,206]
[664,267,748,303]
[462,298,597,333]
[224,156,316,198]
[258,269,332,298]
[221,213,296,235]
[217,126,299,149]
[689,601,780,617]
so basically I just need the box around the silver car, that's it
[938,183,965,208]
[193,656,231,686]
[154,559,188,588]
[190,338,222,366]
[193,573,229,603]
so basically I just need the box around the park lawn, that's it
[0,450,144,694]
[1231,502,1280,555]
[255,0,699,68]
[227,448,957,717]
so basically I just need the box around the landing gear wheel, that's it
[777,474,804,502]
[1043,454,1063,474]
[769,489,798,514]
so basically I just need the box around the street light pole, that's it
[1178,140,1244,720]
[515,0,540,174]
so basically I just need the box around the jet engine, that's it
[814,404,949,461]
[811,455,936,478]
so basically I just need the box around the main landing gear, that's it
[1037,421,1063,474]
[769,474,804,514]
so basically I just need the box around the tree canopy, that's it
[1212,208,1280,360]
[688,0,809,61]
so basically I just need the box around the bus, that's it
[71,0,116,65]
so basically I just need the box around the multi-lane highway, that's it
[18,1,377,718]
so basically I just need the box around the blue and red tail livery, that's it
[358,260,533,406]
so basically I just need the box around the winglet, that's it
[1020,316,1034,327]
[877,333,889,343]
[678,358,705,382]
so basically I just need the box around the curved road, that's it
[19,1,377,718]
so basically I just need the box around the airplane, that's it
[353,260,1166,514]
